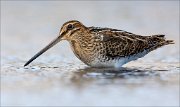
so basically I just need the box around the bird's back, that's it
[86,27,174,67]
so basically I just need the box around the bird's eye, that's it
[67,24,74,30]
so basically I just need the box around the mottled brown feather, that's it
[88,27,174,58]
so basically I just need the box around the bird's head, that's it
[59,20,87,41]
[24,20,87,66]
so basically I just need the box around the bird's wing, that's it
[90,28,151,57]
[89,27,173,57]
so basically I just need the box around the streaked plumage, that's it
[24,20,174,68]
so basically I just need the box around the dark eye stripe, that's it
[62,27,80,36]
[70,28,81,36]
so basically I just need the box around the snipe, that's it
[24,20,174,68]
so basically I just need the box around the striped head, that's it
[59,20,87,41]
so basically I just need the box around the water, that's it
[1,1,179,106]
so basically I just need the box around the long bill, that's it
[24,36,61,67]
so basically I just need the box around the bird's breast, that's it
[69,41,97,65]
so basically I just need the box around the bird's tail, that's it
[148,34,174,51]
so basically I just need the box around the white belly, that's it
[89,50,148,68]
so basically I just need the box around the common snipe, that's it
[24,20,174,68]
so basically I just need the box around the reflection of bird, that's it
[24,20,174,68]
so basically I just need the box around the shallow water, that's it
[1,62,179,106]
[1,1,180,106]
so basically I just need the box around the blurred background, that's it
[1,1,179,106]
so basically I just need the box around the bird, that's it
[24,20,174,68]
